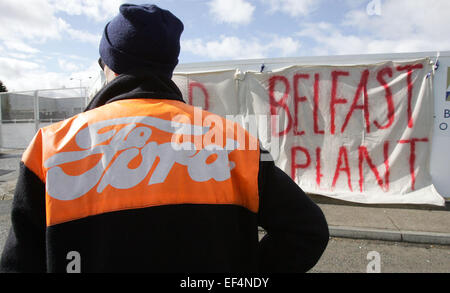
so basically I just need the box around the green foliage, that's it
[0,80,7,92]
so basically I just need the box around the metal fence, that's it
[0,87,88,149]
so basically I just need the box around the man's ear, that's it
[104,65,118,83]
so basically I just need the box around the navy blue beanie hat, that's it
[99,4,184,78]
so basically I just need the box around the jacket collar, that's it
[84,70,185,112]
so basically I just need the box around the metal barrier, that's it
[0,87,87,149]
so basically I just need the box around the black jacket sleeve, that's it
[257,152,329,273]
[0,162,47,273]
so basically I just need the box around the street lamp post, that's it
[70,76,92,107]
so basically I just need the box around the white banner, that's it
[174,58,445,206]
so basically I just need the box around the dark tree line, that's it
[0,80,7,92]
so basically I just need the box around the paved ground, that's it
[316,199,450,245]
[0,149,21,201]
[0,200,11,252]
[317,201,449,234]
[310,237,449,273]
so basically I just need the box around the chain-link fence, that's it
[0,88,88,149]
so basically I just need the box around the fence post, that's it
[84,87,89,108]
[34,90,39,133]
[0,94,3,149]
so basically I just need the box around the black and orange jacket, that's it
[0,72,329,273]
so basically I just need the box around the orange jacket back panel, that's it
[22,99,260,227]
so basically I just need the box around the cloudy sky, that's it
[1,0,449,92]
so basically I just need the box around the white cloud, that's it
[182,35,301,60]
[49,0,126,22]
[58,59,81,73]
[4,40,40,54]
[0,57,40,76]
[297,22,363,55]
[344,0,450,42]
[0,58,64,91]
[57,19,101,45]
[0,0,62,42]
[0,57,42,90]
[0,0,106,92]
[0,0,106,47]
[183,37,264,60]
[270,36,302,57]
[262,0,321,17]
[297,0,450,56]
[0,57,100,92]
[6,53,34,60]
[208,0,255,25]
